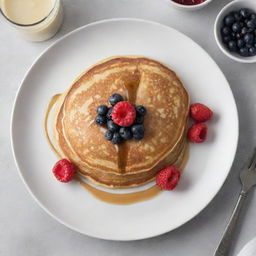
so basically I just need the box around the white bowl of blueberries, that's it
[214,0,256,63]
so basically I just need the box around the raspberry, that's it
[187,123,208,143]
[156,166,181,190]
[190,103,213,122]
[111,101,136,127]
[52,159,75,182]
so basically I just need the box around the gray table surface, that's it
[1,0,256,255]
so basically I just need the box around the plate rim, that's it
[10,17,239,241]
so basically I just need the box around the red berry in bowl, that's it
[190,103,213,122]
[187,123,208,143]
[172,0,205,5]
[112,101,136,127]
[156,166,181,190]
[52,159,75,182]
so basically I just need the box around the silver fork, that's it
[214,149,256,256]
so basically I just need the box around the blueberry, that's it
[239,21,245,26]
[96,105,108,116]
[231,32,236,38]
[251,14,256,20]
[249,46,256,56]
[228,41,237,52]
[224,15,235,26]
[236,33,242,39]
[106,107,113,120]
[133,133,144,141]
[244,33,254,44]
[223,36,232,44]
[234,12,242,21]
[247,28,254,33]
[135,105,147,116]
[131,124,145,134]
[109,93,124,106]
[131,124,145,140]
[134,131,146,141]
[240,8,251,18]
[119,127,132,140]
[107,120,119,132]
[135,114,144,124]
[111,132,123,144]
[222,26,231,35]
[95,115,107,126]
[105,130,113,141]
[232,22,241,33]
[239,47,249,57]
[246,43,253,48]
[241,27,248,35]
[247,19,256,29]
[237,38,245,48]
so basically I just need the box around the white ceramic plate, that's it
[11,18,238,241]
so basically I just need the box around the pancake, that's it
[52,56,189,188]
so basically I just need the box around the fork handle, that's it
[214,191,247,256]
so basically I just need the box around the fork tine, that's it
[248,148,256,170]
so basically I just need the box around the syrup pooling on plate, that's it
[44,93,62,158]
[77,179,162,205]
[77,144,189,205]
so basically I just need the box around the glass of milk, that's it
[0,0,63,41]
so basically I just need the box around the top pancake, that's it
[54,56,189,186]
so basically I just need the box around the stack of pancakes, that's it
[53,57,189,188]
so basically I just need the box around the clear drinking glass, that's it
[0,0,63,41]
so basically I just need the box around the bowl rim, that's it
[214,0,256,63]
[167,0,214,9]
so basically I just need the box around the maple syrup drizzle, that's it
[117,70,141,173]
